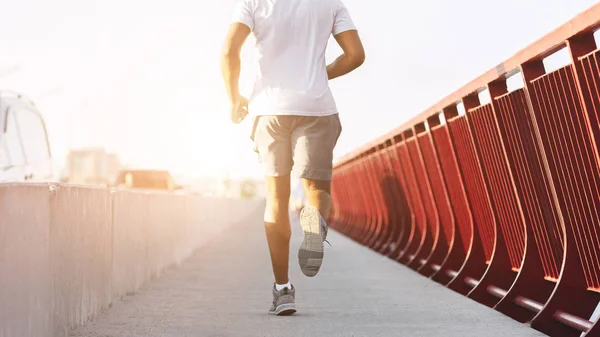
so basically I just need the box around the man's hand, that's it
[230,95,249,124]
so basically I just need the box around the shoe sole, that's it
[298,206,324,277]
[269,303,297,316]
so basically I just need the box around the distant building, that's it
[64,148,121,186]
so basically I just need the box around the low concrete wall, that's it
[51,186,113,336]
[0,184,52,337]
[111,191,148,300]
[0,183,263,337]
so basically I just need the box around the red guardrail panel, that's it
[523,59,600,336]
[356,159,375,245]
[430,124,473,257]
[495,88,564,280]
[532,67,600,290]
[447,117,496,262]
[387,140,417,260]
[364,152,388,250]
[376,145,408,256]
[340,168,357,235]
[357,157,376,247]
[489,87,565,323]
[417,133,452,244]
[342,164,362,241]
[332,169,352,233]
[391,140,423,264]
[467,103,526,271]
[350,164,367,241]
[416,130,454,277]
[340,171,353,231]
[429,122,486,289]
[374,147,404,255]
[405,134,439,271]
[577,49,600,292]
[576,52,600,337]
[395,137,430,268]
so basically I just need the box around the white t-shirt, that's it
[231,0,357,116]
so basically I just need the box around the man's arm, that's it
[220,22,251,123]
[327,30,365,80]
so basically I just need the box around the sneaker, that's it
[298,205,326,277]
[269,284,296,316]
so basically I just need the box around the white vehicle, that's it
[0,92,53,182]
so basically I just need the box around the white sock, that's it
[275,282,291,291]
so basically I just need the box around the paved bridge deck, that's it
[73,213,544,337]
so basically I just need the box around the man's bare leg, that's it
[264,175,292,285]
[302,179,332,220]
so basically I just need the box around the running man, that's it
[220,0,365,316]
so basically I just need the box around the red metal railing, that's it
[446,116,495,263]
[468,103,525,271]
[494,88,564,281]
[416,125,454,276]
[428,118,482,288]
[395,133,429,265]
[329,4,600,337]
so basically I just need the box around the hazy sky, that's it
[1,0,598,178]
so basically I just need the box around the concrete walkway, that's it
[72,212,544,337]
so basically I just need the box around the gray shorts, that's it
[250,114,342,181]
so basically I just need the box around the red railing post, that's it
[483,76,561,322]
[405,124,441,273]
[397,129,430,269]
[443,104,490,296]
[521,44,600,336]
[415,121,455,277]
[454,93,517,309]
[427,112,474,286]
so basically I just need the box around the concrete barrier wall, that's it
[0,184,52,337]
[51,186,113,336]
[111,191,148,300]
[0,183,263,337]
